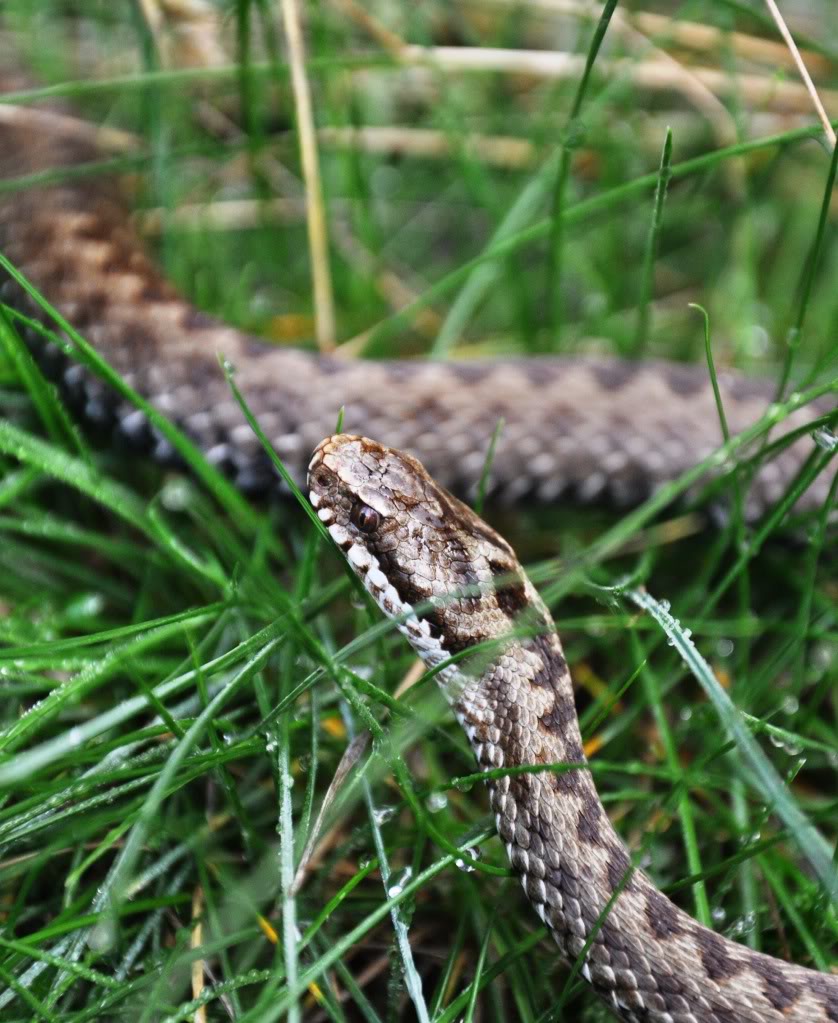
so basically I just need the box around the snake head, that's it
[308,434,548,675]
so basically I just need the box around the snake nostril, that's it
[310,466,332,489]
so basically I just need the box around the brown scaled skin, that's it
[308,434,838,1023]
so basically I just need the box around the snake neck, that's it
[454,632,838,1023]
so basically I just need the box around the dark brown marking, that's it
[563,736,585,762]
[644,888,684,940]
[451,362,494,386]
[693,925,741,983]
[539,698,576,737]
[520,359,559,389]
[576,793,602,844]
[550,763,585,795]
[181,306,216,331]
[663,362,707,397]
[139,278,174,304]
[749,955,802,1013]
[809,975,838,1023]
[529,633,568,691]
[724,372,772,403]
[590,360,641,392]
[412,394,445,429]
[606,845,632,893]
[488,557,529,617]
[710,1010,740,1023]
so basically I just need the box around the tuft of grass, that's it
[1,2,837,1020]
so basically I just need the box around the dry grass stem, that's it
[0,101,137,152]
[290,731,370,895]
[761,0,836,148]
[398,45,838,116]
[190,884,207,1023]
[392,659,428,701]
[320,124,536,168]
[328,0,407,55]
[138,197,309,234]
[477,0,828,75]
[279,0,337,350]
[629,10,829,74]
[134,0,227,69]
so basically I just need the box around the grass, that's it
[0,1,837,1020]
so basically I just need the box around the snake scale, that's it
[0,49,836,1023]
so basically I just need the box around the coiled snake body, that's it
[309,434,837,1023]
[0,77,834,516]
[1,60,836,1023]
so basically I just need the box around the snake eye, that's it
[351,502,380,533]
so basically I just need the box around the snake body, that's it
[0,79,834,516]
[1,57,837,1022]
[309,434,837,1023]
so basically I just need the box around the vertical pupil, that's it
[353,503,379,532]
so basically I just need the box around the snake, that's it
[309,433,837,1023]
[0,59,835,516]
[0,48,836,1023]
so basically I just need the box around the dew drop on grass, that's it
[811,643,834,671]
[730,911,757,938]
[87,919,117,952]
[711,907,726,925]
[387,867,412,898]
[426,792,448,813]
[812,427,837,451]
[455,846,482,873]
[781,695,799,715]
[716,638,734,658]
[373,805,396,826]
[160,478,195,511]
[67,592,105,620]
[747,325,770,357]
